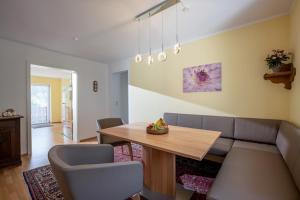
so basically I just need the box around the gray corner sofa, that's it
[164,113,300,200]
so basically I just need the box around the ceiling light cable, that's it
[161,12,164,51]
[174,2,181,55]
[138,18,141,54]
[147,13,154,65]
[149,13,151,56]
[176,3,178,43]
[134,19,142,63]
[158,11,167,62]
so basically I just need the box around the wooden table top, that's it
[99,123,221,161]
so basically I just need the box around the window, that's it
[31,85,50,125]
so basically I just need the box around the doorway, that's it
[28,64,77,155]
[111,71,128,123]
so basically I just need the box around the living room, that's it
[0,0,299,200]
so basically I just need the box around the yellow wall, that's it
[31,76,62,123]
[130,16,291,122]
[290,0,300,126]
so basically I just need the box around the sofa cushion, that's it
[208,138,233,156]
[276,122,300,172]
[234,118,281,144]
[293,154,300,192]
[207,147,300,200]
[177,114,203,129]
[233,140,279,154]
[163,113,178,126]
[202,116,234,138]
[276,121,300,191]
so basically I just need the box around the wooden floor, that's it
[0,124,97,200]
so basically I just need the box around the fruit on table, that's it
[147,118,168,131]
[155,118,166,127]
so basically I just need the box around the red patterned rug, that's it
[23,144,215,200]
[114,143,143,162]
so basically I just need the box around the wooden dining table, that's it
[99,123,221,198]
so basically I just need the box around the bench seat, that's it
[207,142,300,200]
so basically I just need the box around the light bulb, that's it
[158,51,167,62]
[173,43,181,55]
[147,55,154,65]
[135,54,142,63]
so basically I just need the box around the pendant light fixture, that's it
[147,13,154,65]
[135,19,142,63]
[158,12,167,62]
[173,3,181,55]
[134,0,182,65]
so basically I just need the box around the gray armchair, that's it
[48,144,143,200]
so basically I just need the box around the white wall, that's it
[129,85,233,123]
[0,38,109,154]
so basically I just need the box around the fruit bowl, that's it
[146,127,169,135]
[146,118,169,135]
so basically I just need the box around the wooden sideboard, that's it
[0,116,23,168]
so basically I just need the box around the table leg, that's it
[142,146,176,197]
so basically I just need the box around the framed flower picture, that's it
[183,63,222,93]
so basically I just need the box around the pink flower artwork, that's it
[183,63,222,92]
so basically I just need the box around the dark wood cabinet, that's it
[0,116,23,168]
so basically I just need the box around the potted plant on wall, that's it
[265,49,293,72]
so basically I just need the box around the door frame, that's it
[26,62,78,155]
[61,74,75,140]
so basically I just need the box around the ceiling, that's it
[0,0,294,64]
[31,65,72,79]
